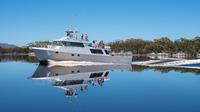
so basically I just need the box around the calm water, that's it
[182,63,200,67]
[1,60,200,112]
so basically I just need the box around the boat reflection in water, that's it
[30,64,132,97]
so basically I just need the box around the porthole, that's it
[55,51,59,54]
[77,54,80,57]
[71,54,74,56]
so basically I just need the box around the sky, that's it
[0,0,200,46]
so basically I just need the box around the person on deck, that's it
[85,34,89,41]
[81,34,84,40]
[98,40,105,49]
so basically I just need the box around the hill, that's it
[0,43,18,48]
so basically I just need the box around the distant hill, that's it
[0,43,18,48]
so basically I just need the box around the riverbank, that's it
[0,52,35,56]
[0,54,38,63]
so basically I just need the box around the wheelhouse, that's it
[51,40,110,55]
[48,28,111,55]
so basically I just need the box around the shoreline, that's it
[132,58,200,69]
[0,52,35,56]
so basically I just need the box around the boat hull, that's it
[32,48,132,64]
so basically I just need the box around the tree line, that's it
[26,41,51,47]
[0,41,51,54]
[109,36,200,57]
[0,55,38,62]
[2,37,200,58]
[0,47,29,54]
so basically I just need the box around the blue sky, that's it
[0,0,200,46]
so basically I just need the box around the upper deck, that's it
[46,28,111,55]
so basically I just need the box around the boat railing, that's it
[47,45,63,49]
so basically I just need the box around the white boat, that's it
[30,65,132,97]
[31,28,132,64]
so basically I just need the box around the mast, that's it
[65,27,79,39]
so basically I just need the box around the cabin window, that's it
[90,49,103,54]
[52,41,63,46]
[62,41,84,47]
[104,50,109,55]
[104,72,109,77]
[66,80,84,85]
[90,72,104,78]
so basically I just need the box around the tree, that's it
[153,37,174,54]
[109,36,200,58]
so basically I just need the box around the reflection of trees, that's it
[153,67,172,74]
[131,65,150,72]
[132,56,150,61]
[0,55,38,63]
[132,65,200,75]
[0,47,29,54]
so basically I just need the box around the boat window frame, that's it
[90,49,104,54]
[104,72,109,77]
[52,41,64,46]
[90,72,104,78]
[104,50,109,55]
[62,41,85,47]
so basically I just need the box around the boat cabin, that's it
[49,28,111,55]
[52,41,85,47]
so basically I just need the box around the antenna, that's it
[70,24,73,29]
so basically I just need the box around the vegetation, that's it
[0,41,51,54]
[27,41,51,47]
[0,47,29,54]
[109,36,200,57]
[2,36,200,58]
[0,55,38,63]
